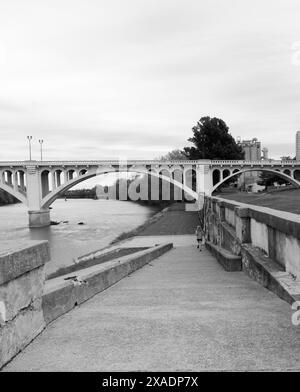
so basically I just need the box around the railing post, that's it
[267,226,277,261]
[234,207,251,243]
[219,201,226,222]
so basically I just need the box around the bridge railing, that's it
[0,159,300,168]
[210,160,300,166]
[0,160,201,167]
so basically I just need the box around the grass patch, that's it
[110,207,170,244]
[215,188,300,215]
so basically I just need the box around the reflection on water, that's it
[0,199,157,275]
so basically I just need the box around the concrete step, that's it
[205,241,242,272]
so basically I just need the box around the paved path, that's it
[3,238,300,371]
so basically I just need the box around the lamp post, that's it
[39,139,44,161]
[27,136,33,161]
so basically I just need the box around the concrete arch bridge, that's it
[0,159,300,227]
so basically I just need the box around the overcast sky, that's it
[1,0,300,161]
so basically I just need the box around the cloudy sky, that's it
[1,0,300,161]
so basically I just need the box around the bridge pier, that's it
[196,164,213,196]
[28,209,51,228]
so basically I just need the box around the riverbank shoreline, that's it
[43,202,174,279]
[109,204,172,245]
[45,201,198,280]
[110,202,200,244]
[0,199,164,278]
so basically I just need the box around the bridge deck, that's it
[3,236,300,371]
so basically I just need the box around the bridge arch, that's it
[222,169,230,179]
[294,169,300,181]
[212,169,221,185]
[211,168,300,194]
[66,169,77,181]
[40,167,198,209]
[0,181,27,204]
[41,170,51,197]
[79,169,88,176]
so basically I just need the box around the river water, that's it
[0,199,158,276]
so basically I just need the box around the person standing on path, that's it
[195,225,205,251]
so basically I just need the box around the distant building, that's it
[262,147,269,160]
[296,131,300,161]
[246,183,266,193]
[237,138,261,161]
[236,137,264,190]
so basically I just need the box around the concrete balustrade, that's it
[0,240,50,369]
[205,196,300,303]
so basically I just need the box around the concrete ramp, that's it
[42,243,173,325]
[3,243,300,372]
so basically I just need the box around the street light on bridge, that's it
[27,136,33,161]
[39,139,44,161]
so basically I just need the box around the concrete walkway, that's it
[3,237,300,371]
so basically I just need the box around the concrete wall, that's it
[42,243,173,325]
[0,241,50,369]
[206,197,300,279]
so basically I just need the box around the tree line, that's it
[159,116,291,189]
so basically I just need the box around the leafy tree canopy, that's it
[183,116,244,160]
[280,156,296,161]
[158,149,187,161]
[258,172,289,187]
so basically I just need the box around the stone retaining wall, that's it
[205,197,300,304]
[206,197,300,279]
[0,241,50,369]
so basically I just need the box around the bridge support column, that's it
[19,171,25,190]
[28,209,51,228]
[196,164,213,196]
[26,164,51,227]
[13,172,18,192]
[6,171,13,186]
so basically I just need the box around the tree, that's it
[183,116,244,160]
[158,149,187,161]
[258,172,289,187]
[280,156,296,161]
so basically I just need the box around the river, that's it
[0,199,158,276]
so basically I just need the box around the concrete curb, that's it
[42,243,173,325]
[205,241,242,271]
